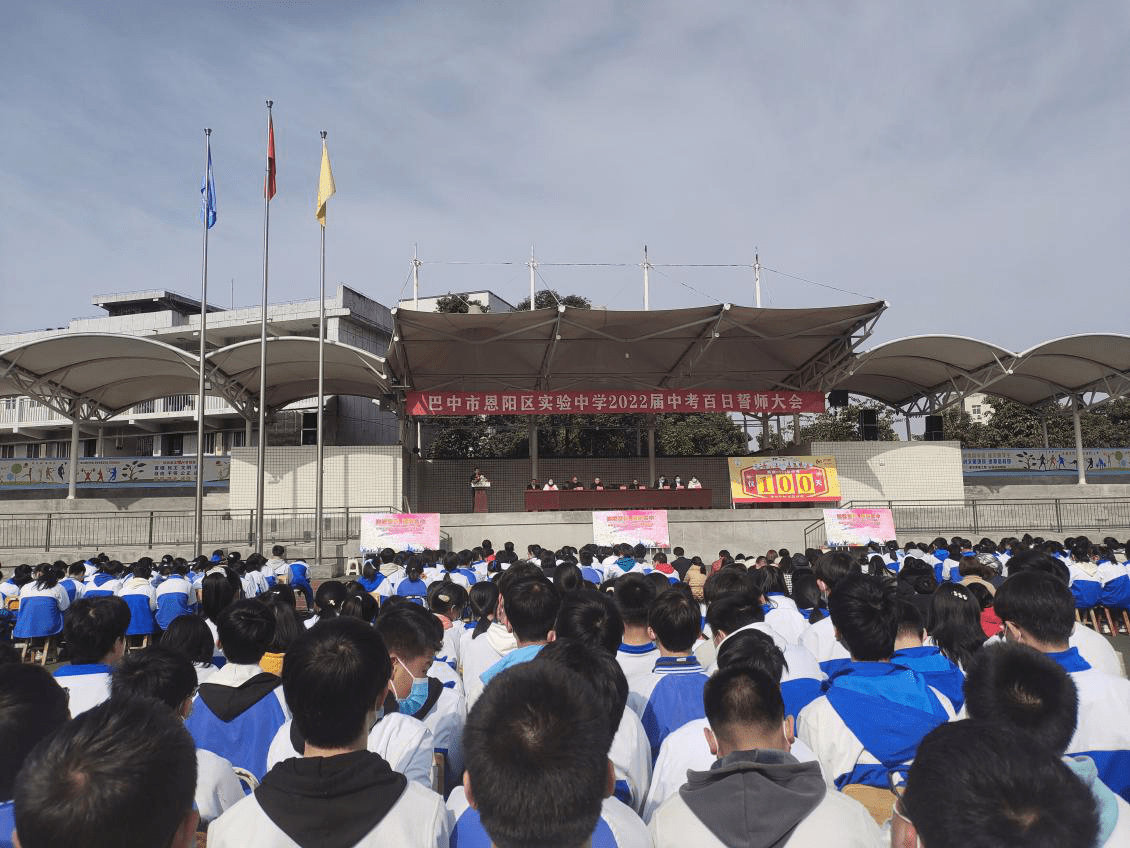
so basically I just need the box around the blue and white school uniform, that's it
[396,578,429,605]
[438,619,462,671]
[54,663,112,716]
[763,600,809,646]
[0,579,19,606]
[1068,562,1104,609]
[83,573,121,599]
[448,787,649,848]
[1048,648,1130,801]
[195,749,246,825]
[890,645,966,711]
[636,656,710,761]
[267,711,435,788]
[717,623,826,720]
[1098,559,1130,610]
[609,705,652,813]
[61,576,86,602]
[14,581,70,638]
[414,679,467,797]
[800,614,850,663]
[617,641,661,710]
[461,622,516,707]
[155,574,195,629]
[797,661,954,790]
[642,719,823,823]
[118,576,158,635]
[185,661,291,781]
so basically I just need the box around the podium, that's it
[472,481,491,513]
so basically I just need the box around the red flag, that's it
[265,115,276,200]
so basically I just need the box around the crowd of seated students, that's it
[1,530,1129,847]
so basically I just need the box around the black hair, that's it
[608,572,658,627]
[375,602,443,659]
[428,580,468,620]
[552,561,585,594]
[258,594,304,653]
[828,573,898,661]
[553,591,624,656]
[648,587,701,653]
[160,615,216,665]
[901,720,1098,848]
[993,571,1075,646]
[926,583,985,667]
[537,638,628,743]
[33,563,60,591]
[702,568,748,604]
[200,572,237,625]
[963,643,1079,755]
[704,665,785,740]
[314,580,349,619]
[502,577,561,643]
[284,618,393,749]
[0,664,69,801]
[216,599,276,664]
[715,628,787,683]
[897,599,925,642]
[464,662,609,848]
[110,646,197,710]
[813,551,856,592]
[705,593,763,637]
[63,597,130,665]
[469,581,500,638]
[14,695,197,848]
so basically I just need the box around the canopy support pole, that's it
[1072,395,1087,485]
[647,416,657,486]
[66,417,80,500]
[529,420,538,481]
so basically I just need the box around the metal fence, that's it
[804,497,1130,550]
[0,506,397,552]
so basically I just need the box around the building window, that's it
[2,399,16,411]
[972,405,981,415]
[25,443,40,458]
[163,434,184,456]
[203,432,217,454]
[228,430,246,450]
[135,436,154,456]
[53,441,69,459]
[0,445,13,459]
[83,439,97,457]
[301,412,318,446]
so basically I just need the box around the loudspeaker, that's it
[924,415,944,441]
[828,390,849,408]
[859,409,879,441]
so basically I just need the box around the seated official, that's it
[628,479,642,490]
[526,478,540,491]
[564,475,583,490]
[591,477,606,490]
[686,476,702,489]
[542,478,559,491]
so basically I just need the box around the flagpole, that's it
[315,131,328,573]
[255,100,274,555]
[194,128,212,558]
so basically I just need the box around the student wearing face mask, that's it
[377,602,468,797]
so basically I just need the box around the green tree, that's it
[511,289,592,310]
[758,402,899,450]
[657,413,750,456]
[434,293,486,314]
[939,395,1130,449]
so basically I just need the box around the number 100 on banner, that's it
[728,456,841,504]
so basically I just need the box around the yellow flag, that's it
[316,139,336,226]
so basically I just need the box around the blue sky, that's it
[1,2,1127,350]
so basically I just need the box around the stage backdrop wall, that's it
[410,456,733,514]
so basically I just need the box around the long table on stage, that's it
[525,488,712,511]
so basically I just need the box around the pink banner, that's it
[823,508,897,548]
[407,389,825,417]
[592,509,671,548]
[359,512,440,553]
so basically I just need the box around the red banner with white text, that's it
[406,390,825,417]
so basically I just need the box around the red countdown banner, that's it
[406,390,825,417]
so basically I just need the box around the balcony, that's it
[0,395,238,429]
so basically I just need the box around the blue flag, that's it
[200,145,216,229]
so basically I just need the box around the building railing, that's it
[803,497,1130,550]
[0,505,398,552]
[0,395,237,428]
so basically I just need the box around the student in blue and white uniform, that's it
[53,596,130,716]
[161,614,223,685]
[14,565,70,643]
[376,602,468,796]
[185,600,291,781]
[117,560,159,636]
[395,558,430,605]
[155,560,195,630]
[477,575,559,689]
[453,655,648,848]
[643,628,826,823]
[891,601,966,710]
[554,592,652,814]
[994,570,1130,801]
[208,617,450,848]
[61,563,87,603]
[83,560,124,599]
[610,573,661,704]
[797,574,954,790]
[799,552,853,664]
[634,588,710,761]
